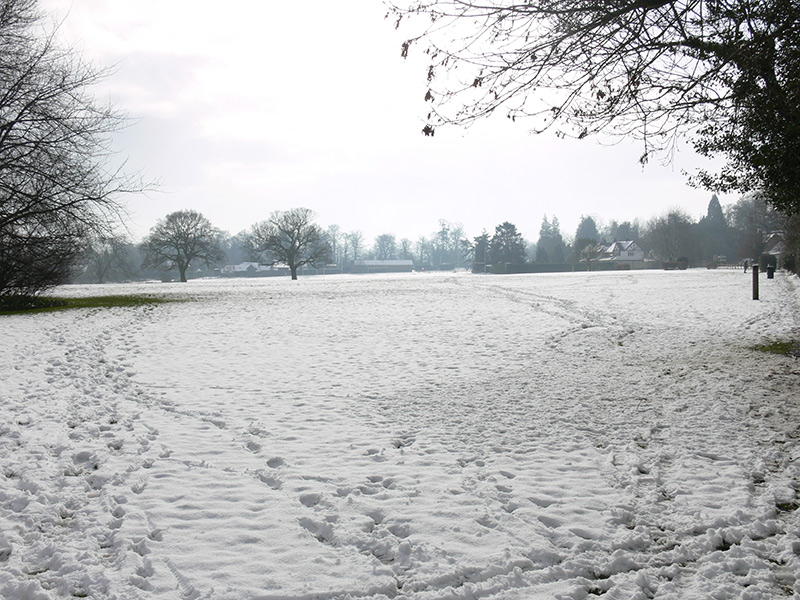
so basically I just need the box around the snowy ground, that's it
[2,269,800,600]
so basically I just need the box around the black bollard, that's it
[752,265,759,300]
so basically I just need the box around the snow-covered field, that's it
[2,270,800,600]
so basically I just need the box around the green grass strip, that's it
[0,294,178,315]
[751,340,800,357]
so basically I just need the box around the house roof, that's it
[764,233,785,255]
[603,240,639,253]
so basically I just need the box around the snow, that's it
[2,269,800,599]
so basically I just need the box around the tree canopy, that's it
[391,0,800,213]
[575,216,599,243]
[248,208,330,280]
[536,216,566,263]
[490,221,526,264]
[142,210,223,282]
[0,0,140,297]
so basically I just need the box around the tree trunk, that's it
[179,267,188,282]
[290,265,298,280]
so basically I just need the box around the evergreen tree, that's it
[696,195,733,264]
[470,231,490,273]
[536,215,566,263]
[575,216,599,243]
[490,222,526,264]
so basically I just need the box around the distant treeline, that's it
[72,192,799,283]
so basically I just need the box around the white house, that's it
[599,241,645,264]
[764,232,785,268]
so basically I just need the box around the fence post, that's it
[752,264,759,300]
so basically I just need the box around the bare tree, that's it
[82,234,132,283]
[1,222,86,297]
[249,208,330,280]
[326,224,343,265]
[0,0,143,298]
[390,0,800,213]
[645,210,695,263]
[726,191,782,260]
[573,239,605,270]
[448,223,465,262]
[399,238,414,260]
[142,210,224,282]
[346,231,365,262]
[373,234,397,260]
[415,236,430,267]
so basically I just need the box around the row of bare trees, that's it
[136,208,329,281]
[124,213,471,282]
[75,191,793,283]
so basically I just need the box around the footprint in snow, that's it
[136,557,155,578]
[131,537,150,556]
[502,500,523,513]
[130,574,156,593]
[365,448,387,462]
[391,433,416,448]
[299,492,321,507]
[204,416,226,429]
[266,457,284,468]
[145,515,164,542]
[247,423,269,437]
[256,471,281,489]
[538,514,562,529]
[131,475,148,494]
[299,517,335,545]
[477,515,498,529]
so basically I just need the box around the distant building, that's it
[599,241,645,266]
[351,259,414,274]
[764,232,785,268]
[219,262,289,277]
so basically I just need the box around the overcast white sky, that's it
[41,0,730,245]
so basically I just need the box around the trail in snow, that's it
[1,270,799,599]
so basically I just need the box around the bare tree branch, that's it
[0,0,147,296]
[390,0,800,212]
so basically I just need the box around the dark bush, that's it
[759,254,777,271]
[784,253,796,274]
[0,295,67,312]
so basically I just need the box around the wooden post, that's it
[752,264,759,300]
